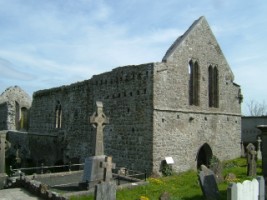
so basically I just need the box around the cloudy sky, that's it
[0,0,266,115]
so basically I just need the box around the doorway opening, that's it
[196,143,213,169]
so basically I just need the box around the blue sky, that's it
[0,0,266,115]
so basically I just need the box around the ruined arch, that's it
[196,143,213,169]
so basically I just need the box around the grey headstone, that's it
[246,143,257,176]
[257,137,262,160]
[199,165,220,200]
[257,176,265,200]
[101,156,116,182]
[257,125,267,178]
[94,181,116,200]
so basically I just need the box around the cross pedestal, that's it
[82,155,106,184]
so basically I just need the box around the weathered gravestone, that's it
[101,156,116,182]
[246,143,257,177]
[257,136,262,160]
[94,156,116,199]
[198,165,220,200]
[82,101,109,187]
[94,181,116,200]
[257,125,267,178]
[0,131,11,189]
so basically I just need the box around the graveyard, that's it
[68,158,263,200]
[0,16,266,199]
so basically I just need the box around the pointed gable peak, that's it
[162,16,210,62]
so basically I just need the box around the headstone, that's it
[257,176,265,200]
[257,125,267,178]
[209,156,224,183]
[94,181,116,200]
[82,101,110,186]
[198,165,220,200]
[246,143,257,176]
[101,156,116,182]
[257,136,262,160]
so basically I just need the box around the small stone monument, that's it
[94,156,116,200]
[0,131,11,189]
[246,143,257,177]
[257,136,262,160]
[257,125,267,178]
[82,101,109,187]
[198,165,220,200]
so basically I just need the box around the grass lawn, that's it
[70,158,262,200]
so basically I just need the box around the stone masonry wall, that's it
[29,63,154,172]
[152,17,241,173]
[29,80,92,165]
[0,86,31,131]
[91,64,154,172]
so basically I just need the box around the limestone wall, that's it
[29,63,154,172]
[0,86,31,131]
[151,17,241,173]
[152,111,241,173]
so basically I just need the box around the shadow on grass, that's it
[182,188,227,200]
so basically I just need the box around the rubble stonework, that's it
[0,16,242,174]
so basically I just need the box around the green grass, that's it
[70,158,263,200]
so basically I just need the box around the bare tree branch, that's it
[246,100,267,116]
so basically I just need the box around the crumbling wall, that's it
[0,86,31,131]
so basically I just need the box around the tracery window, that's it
[189,59,200,106]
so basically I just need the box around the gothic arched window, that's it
[189,60,200,106]
[208,65,219,108]
[55,101,62,129]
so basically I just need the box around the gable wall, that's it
[152,18,241,173]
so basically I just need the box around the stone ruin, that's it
[0,16,242,177]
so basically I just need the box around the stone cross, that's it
[257,136,262,160]
[246,143,257,176]
[90,101,109,156]
[101,156,116,182]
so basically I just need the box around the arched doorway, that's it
[196,143,213,169]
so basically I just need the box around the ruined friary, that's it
[0,16,242,175]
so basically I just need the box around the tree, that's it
[246,100,267,116]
